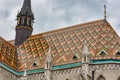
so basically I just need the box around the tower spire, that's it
[104,5,107,20]
[19,0,34,17]
[15,0,34,46]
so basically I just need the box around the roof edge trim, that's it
[0,59,120,75]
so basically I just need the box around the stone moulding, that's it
[0,59,120,76]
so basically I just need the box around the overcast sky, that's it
[0,0,120,40]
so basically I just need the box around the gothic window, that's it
[97,75,105,80]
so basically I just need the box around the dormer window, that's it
[72,55,78,59]
[99,51,106,56]
[72,54,79,60]
[116,51,120,56]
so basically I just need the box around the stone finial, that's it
[83,41,89,56]
[46,47,52,63]
[82,41,90,63]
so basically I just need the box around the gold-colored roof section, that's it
[17,19,120,71]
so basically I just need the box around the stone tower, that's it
[15,0,34,46]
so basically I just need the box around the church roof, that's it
[0,37,17,70]
[17,19,120,71]
[0,19,120,71]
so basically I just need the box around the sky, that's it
[0,0,120,40]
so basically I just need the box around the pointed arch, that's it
[97,75,105,80]
[117,76,120,80]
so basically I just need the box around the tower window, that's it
[19,18,22,25]
[24,17,27,25]
[27,18,29,25]
[29,19,31,26]
[22,17,24,24]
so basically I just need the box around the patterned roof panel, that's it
[0,37,17,70]
[17,19,120,71]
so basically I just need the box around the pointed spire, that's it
[15,0,34,46]
[104,5,107,20]
[19,0,34,17]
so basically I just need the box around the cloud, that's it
[0,0,120,40]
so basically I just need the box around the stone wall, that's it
[1,63,120,80]
[0,67,16,80]
[52,67,82,80]
[93,63,120,80]
[17,73,46,80]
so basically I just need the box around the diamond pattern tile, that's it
[0,19,120,71]
[16,19,120,71]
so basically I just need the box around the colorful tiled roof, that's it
[16,19,120,71]
[0,37,17,70]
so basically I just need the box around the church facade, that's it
[0,0,120,80]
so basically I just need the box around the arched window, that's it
[97,75,105,80]
[117,76,120,80]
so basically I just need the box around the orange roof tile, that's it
[16,19,120,71]
[0,37,17,70]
